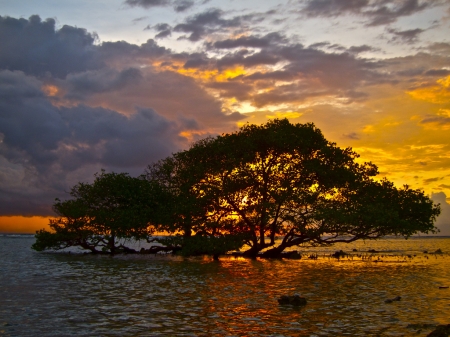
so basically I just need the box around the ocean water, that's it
[1,235,449,337]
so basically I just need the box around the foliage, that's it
[32,171,165,253]
[157,233,249,258]
[146,119,440,257]
[33,119,441,257]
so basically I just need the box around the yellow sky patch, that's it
[407,75,450,104]
[266,111,303,119]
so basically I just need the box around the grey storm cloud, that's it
[0,15,102,78]
[300,0,437,26]
[63,68,144,99]
[0,70,188,215]
[0,70,186,170]
[0,15,247,216]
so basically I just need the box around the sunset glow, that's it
[0,0,449,233]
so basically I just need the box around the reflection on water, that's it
[1,236,449,336]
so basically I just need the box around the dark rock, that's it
[368,249,378,253]
[277,295,307,306]
[424,250,428,254]
[331,250,346,258]
[352,249,358,252]
[281,251,302,259]
[385,296,401,303]
[427,324,450,337]
[434,249,443,254]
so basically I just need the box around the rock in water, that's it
[385,296,401,303]
[277,295,307,306]
[427,324,450,337]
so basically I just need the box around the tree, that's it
[147,119,440,258]
[32,171,173,254]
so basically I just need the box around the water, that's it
[1,236,449,336]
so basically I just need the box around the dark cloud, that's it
[0,70,189,216]
[125,0,197,12]
[423,177,444,184]
[125,0,171,8]
[348,45,377,54]
[0,15,247,216]
[419,115,450,127]
[301,0,436,26]
[424,68,450,76]
[132,16,148,23]
[63,68,143,99]
[217,50,281,69]
[426,42,450,55]
[211,32,287,49]
[173,8,249,41]
[145,23,173,39]
[197,43,387,108]
[206,81,253,101]
[387,27,425,44]
[0,15,101,78]
[343,132,360,140]
[174,0,195,12]
[183,53,210,68]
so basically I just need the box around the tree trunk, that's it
[261,244,287,258]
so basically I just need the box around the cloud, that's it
[173,0,195,12]
[145,23,173,39]
[124,0,171,8]
[132,16,148,23]
[423,177,444,184]
[300,0,438,26]
[173,8,253,41]
[0,15,249,216]
[343,132,360,140]
[0,15,101,79]
[431,192,450,235]
[419,114,450,128]
[125,0,196,11]
[0,70,189,216]
[63,68,144,99]
[210,32,287,49]
[387,27,425,44]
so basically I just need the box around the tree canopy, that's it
[33,119,441,257]
[32,171,173,254]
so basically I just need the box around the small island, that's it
[32,119,441,258]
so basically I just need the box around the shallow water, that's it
[1,236,449,336]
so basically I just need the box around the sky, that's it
[1,0,450,234]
